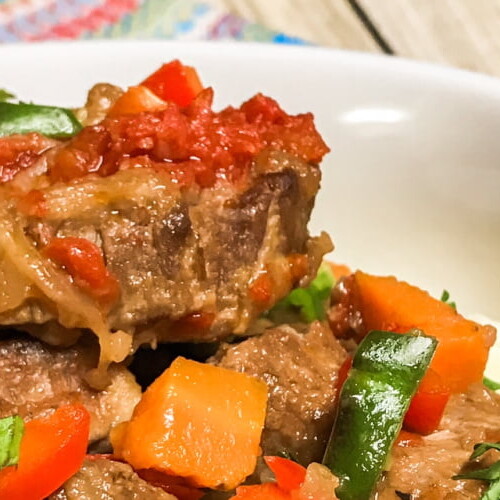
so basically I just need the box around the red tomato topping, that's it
[44,237,120,308]
[0,133,55,183]
[17,189,47,217]
[141,60,203,107]
[0,404,90,500]
[249,272,273,307]
[44,89,329,187]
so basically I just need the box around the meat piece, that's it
[50,458,176,500]
[377,384,500,499]
[0,336,141,442]
[211,322,347,468]
[0,152,330,351]
[0,90,331,359]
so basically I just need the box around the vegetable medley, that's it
[0,60,498,500]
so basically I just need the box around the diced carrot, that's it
[353,271,492,393]
[111,357,268,490]
[327,262,352,280]
[264,457,307,492]
[107,85,168,117]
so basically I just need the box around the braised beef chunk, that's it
[0,151,330,349]
[211,322,347,469]
[377,384,500,499]
[0,337,141,442]
[0,90,331,352]
[50,459,176,500]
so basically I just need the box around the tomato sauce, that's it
[0,133,55,183]
[43,237,120,308]
[0,90,329,189]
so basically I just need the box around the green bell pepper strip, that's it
[0,102,82,138]
[0,415,24,470]
[323,330,438,500]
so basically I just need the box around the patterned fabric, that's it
[0,0,306,43]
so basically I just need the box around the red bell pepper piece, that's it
[0,404,90,500]
[44,237,120,308]
[327,261,352,280]
[264,456,307,492]
[229,457,307,499]
[334,356,353,405]
[231,483,291,500]
[403,368,450,435]
[141,60,203,107]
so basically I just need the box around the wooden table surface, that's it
[218,0,500,77]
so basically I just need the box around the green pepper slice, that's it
[0,415,24,470]
[0,102,82,138]
[323,330,438,500]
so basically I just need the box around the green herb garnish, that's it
[440,289,456,310]
[453,442,500,499]
[266,263,335,323]
[0,89,15,103]
[484,377,500,391]
[0,415,24,470]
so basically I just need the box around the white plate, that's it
[0,41,499,374]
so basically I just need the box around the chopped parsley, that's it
[440,289,456,310]
[484,377,500,391]
[0,89,15,103]
[266,263,335,323]
[453,442,500,499]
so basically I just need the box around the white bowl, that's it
[1,40,499,346]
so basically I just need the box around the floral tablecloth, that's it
[0,0,305,43]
